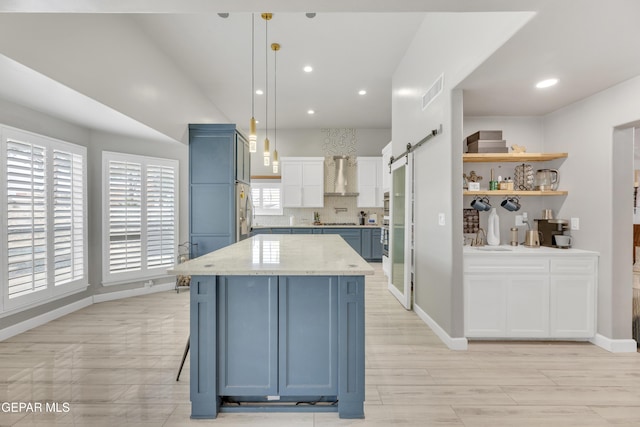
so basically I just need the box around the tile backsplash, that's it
[255,196,384,226]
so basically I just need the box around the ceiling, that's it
[0,1,639,137]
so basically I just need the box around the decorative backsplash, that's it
[254,196,384,227]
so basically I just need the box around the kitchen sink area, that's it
[472,246,513,252]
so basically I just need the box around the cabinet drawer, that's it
[464,256,549,273]
[550,257,596,274]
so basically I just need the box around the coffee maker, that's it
[534,218,570,247]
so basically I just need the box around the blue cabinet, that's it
[189,124,250,256]
[291,228,312,234]
[191,273,364,418]
[322,228,362,254]
[218,276,278,396]
[261,227,379,260]
[361,228,382,262]
[251,228,272,236]
[215,276,338,397]
[370,228,382,260]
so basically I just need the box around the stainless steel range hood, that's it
[324,155,359,196]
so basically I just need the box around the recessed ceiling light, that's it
[217,13,229,18]
[358,90,367,96]
[303,66,313,73]
[536,78,558,89]
[256,89,264,95]
[307,110,315,115]
[305,13,316,18]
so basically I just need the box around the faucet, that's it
[471,228,486,247]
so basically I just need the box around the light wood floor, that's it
[2,264,640,426]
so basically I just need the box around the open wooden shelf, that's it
[463,152,568,163]
[463,190,568,196]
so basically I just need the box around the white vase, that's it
[487,208,500,246]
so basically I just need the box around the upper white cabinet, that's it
[281,157,324,208]
[357,156,383,207]
[381,142,392,193]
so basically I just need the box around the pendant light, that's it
[249,13,257,152]
[262,13,272,167]
[272,42,280,174]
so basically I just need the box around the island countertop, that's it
[168,234,375,276]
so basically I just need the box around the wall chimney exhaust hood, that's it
[324,155,359,196]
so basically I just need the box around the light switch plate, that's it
[438,213,445,226]
[571,217,580,230]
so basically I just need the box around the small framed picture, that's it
[468,182,480,191]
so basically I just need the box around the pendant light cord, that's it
[274,44,277,150]
[265,16,268,141]
[251,13,254,117]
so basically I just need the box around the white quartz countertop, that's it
[463,244,599,256]
[168,234,375,276]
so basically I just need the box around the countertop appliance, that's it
[236,182,253,241]
[535,218,569,247]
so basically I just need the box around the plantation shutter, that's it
[251,183,282,215]
[108,160,142,273]
[53,150,84,286]
[146,164,176,268]
[6,140,47,299]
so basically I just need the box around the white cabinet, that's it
[506,276,549,337]
[465,275,507,337]
[464,251,597,339]
[281,157,324,208]
[357,156,382,207]
[549,258,597,338]
[381,142,392,193]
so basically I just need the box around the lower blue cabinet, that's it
[218,276,278,395]
[217,276,338,397]
[322,228,361,254]
[279,276,338,395]
[258,227,380,261]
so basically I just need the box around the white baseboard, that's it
[590,333,638,353]
[414,303,468,351]
[1,283,177,342]
[0,297,93,341]
[93,282,175,303]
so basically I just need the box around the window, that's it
[102,152,178,285]
[251,181,283,216]
[1,126,87,314]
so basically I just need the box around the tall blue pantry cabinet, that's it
[189,124,251,258]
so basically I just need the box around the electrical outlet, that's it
[571,217,580,230]
[438,213,445,226]
[515,215,525,226]
[522,211,528,220]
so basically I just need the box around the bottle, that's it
[487,208,500,246]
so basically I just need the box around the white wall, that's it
[0,14,228,143]
[392,12,533,339]
[543,76,640,340]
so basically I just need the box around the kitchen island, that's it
[168,234,374,419]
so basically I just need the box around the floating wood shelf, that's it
[463,152,568,163]
[463,190,568,196]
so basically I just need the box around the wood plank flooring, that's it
[1,263,639,426]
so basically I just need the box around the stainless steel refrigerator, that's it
[236,182,253,241]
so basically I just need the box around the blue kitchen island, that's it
[168,234,374,419]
